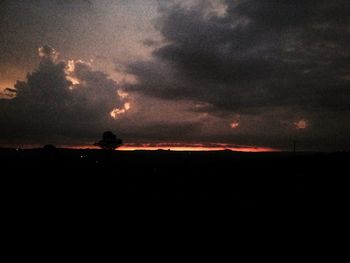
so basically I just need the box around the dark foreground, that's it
[1,148,349,209]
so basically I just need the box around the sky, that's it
[1,0,350,151]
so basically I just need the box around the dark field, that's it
[1,148,349,209]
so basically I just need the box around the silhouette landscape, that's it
[1,142,349,208]
[1,1,350,208]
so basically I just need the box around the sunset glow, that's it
[118,146,277,152]
[110,102,131,119]
[1,0,349,208]
[66,144,278,152]
[0,83,16,99]
[1,1,350,152]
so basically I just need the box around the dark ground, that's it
[1,148,349,210]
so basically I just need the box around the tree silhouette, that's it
[95,131,122,150]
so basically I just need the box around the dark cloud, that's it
[0,46,125,145]
[127,0,350,111]
[124,0,350,150]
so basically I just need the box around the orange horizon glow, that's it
[64,144,279,152]
[119,146,277,152]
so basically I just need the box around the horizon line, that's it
[55,145,279,152]
[1,144,279,152]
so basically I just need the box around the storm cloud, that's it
[0,46,127,145]
[127,1,350,111]
[123,0,350,150]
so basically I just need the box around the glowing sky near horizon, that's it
[1,0,350,151]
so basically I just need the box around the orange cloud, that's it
[295,119,308,129]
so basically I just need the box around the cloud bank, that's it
[0,45,127,145]
[124,0,350,151]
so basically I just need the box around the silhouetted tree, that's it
[95,131,122,150]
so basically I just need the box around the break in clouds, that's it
[0,45,129,145]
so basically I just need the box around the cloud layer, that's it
[1,1,350,151]
[124,0,350,150]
